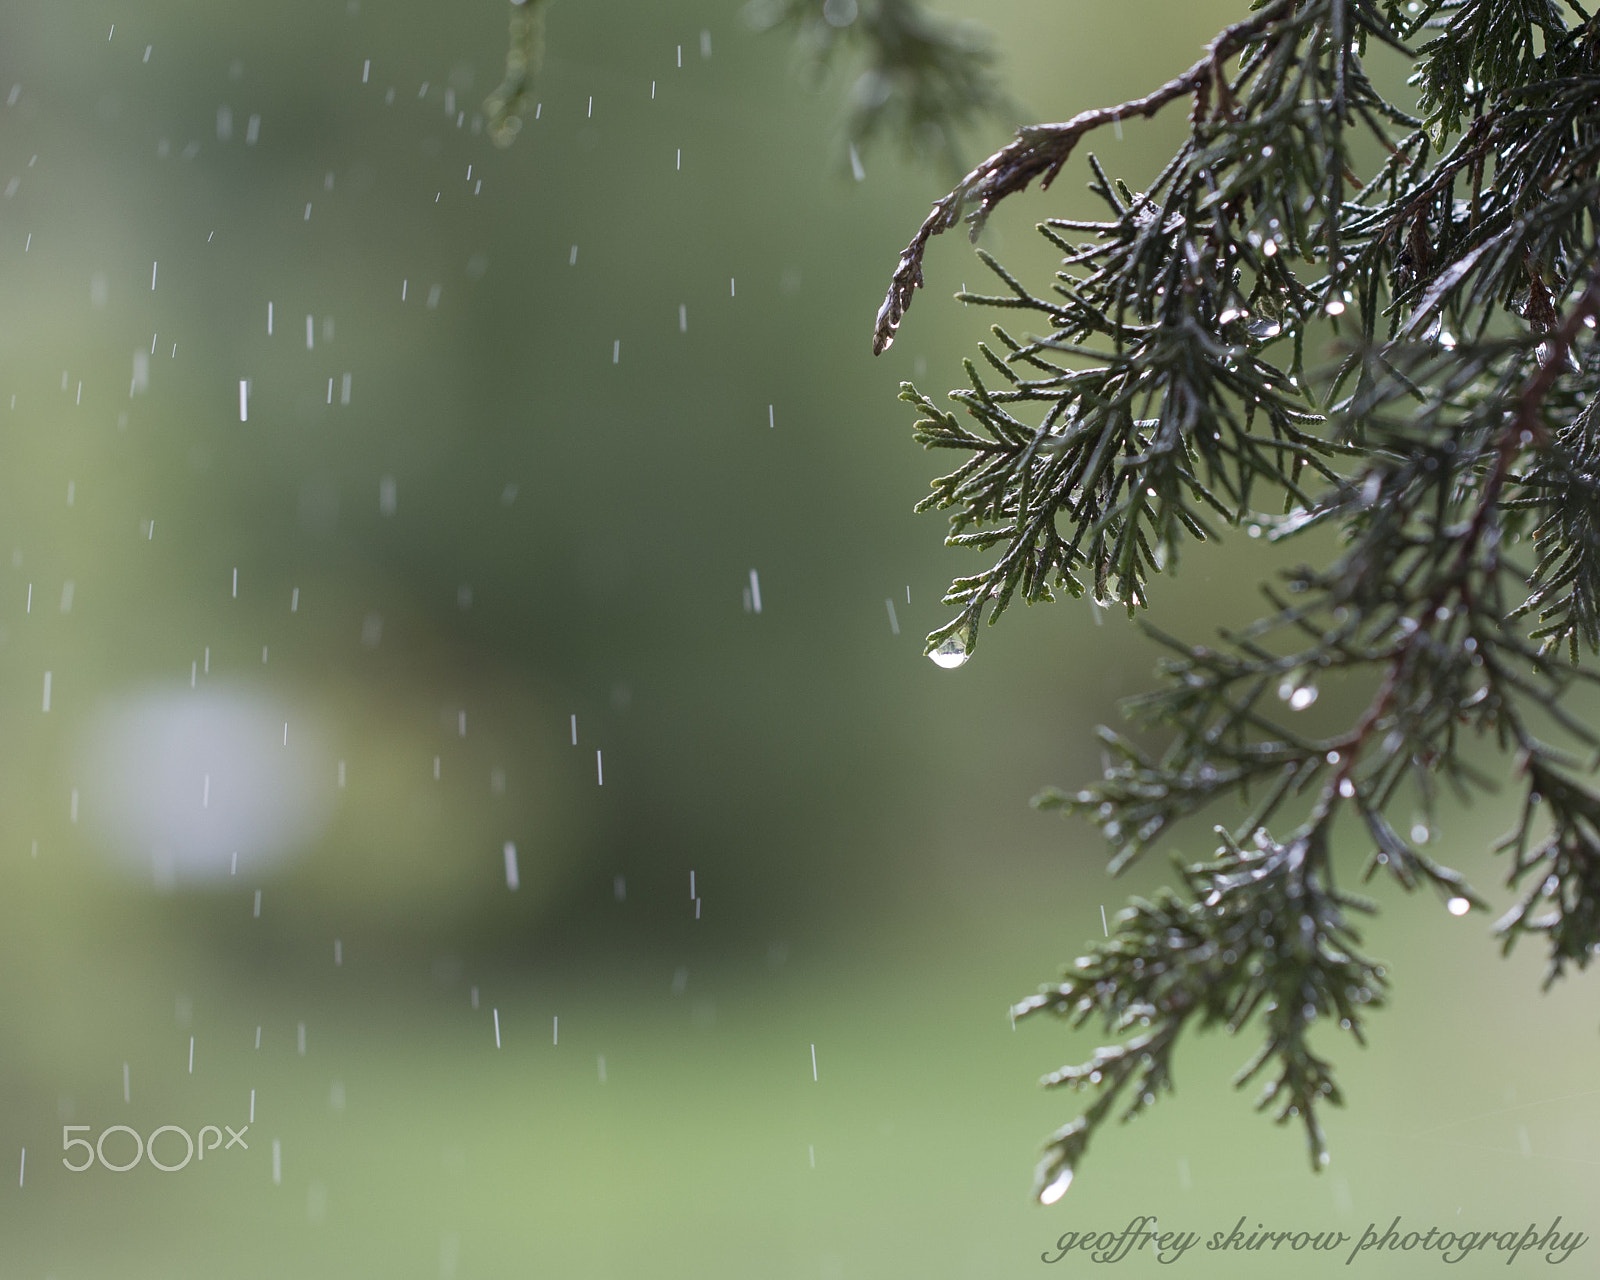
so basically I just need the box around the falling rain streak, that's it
[0,16,1109,1270]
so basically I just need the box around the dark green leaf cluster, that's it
[867,0,1600,1196]
[744,0,1011,175]
[1041,324,1600,868]
[1012,828,1385,1198]
[1410,0,1577,134]
[1495,757,1600,983]
[1517,397,1600,656]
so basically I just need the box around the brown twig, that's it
[869,0,1295,355]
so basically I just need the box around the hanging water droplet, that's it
[1278,674,1317,709]
[1039,1165,1073,1204]
[1446,896,1470,916]
[928,634,969,669]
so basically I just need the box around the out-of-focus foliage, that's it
[743,0,1012,175]
[484,0,550,146]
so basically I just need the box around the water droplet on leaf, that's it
[1278,675,1318,709]
[928,634,969,669]
[1039,1166,1073,1204]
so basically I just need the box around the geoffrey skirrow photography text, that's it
[1042,1214,1588,1265]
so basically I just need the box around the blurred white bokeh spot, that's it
[80,685,333,887]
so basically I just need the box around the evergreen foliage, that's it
[489,0,1600,1204]
[866,0,1600,1201]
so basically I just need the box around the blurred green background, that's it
[0,1,1596,1275]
